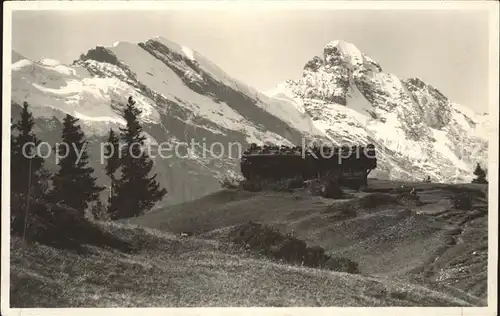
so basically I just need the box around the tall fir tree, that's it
[109,96,167,219]
[104,128,120,214]
[11,102,47,197]
[10,102,50,237]
[472,163,488,184]
[50,114,104,212]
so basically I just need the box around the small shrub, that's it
[227,222,359,273]
[323,181,344,199]
[269,238,308,263]
[90,200,109,221]
[307,179,324,196]
[324,257,360,274]
[397,192,424,207]
[10,194,49,239]
[472,178,488,184]
[240,179,263,192]
[307,179,344,199]
[10,196,132,253]
[302,246,328,267]
[472,163,488,184]
[219,176,242,189]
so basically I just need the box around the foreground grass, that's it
[128,179,488,302]
[11,221,480,307]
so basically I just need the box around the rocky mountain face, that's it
[10,38,490,206]
[10,37,322,206]
[267,40,490,182]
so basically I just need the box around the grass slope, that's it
[127,179,488,302]
[11,221,479,307]
[10,180,487,307]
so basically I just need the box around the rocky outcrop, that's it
[267,40,490,183]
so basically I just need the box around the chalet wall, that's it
[240,144,377,188]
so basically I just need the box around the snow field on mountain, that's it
[153,37,320,137]
[450,103,491,141]
[181,45,195,60]
[12,41,305,150]
[10,37,490,184]
[325,40,364,67]
[265,82,308,115]
[267,39,490,183]
[11,58,161,132]
[11,59,34,71]
[109,41,304,145]
[345,78,374,117]
[109,42,248,130]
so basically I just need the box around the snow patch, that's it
[11,59,33,70]
[265,84,286,98]
[51,65,77,76]
[73,111,126,125]
[325,40,364,66]
[432,128,470,171]
[39,58,61,67]
[108,41,318,139]
[182,45,195,60]
[346,79,373,117]
[450,102,491,141]
[265,83,307,114]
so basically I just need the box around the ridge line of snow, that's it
[181,45,195,60]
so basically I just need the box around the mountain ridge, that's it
[267,40,490,182]
[10,38,491,205]
[11,37,324,205]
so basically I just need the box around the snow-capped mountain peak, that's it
[10,37,491,205]
[11,37,324,205]
[323,40,365,68]
[268,39,490,183]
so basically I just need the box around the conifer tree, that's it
[472,163,488,184]
[104,129,121,179]
[11,102,46,197]
[104,128,120,215]
[109,96,166,219]
[10,102,49,237]
[50,114,104,212]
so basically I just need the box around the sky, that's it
[11,9,491,113]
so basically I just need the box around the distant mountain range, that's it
[10,37,491,205]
